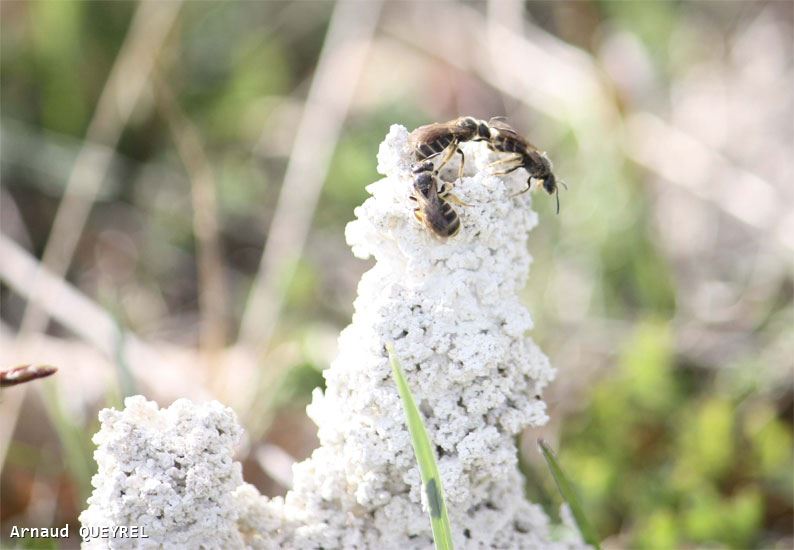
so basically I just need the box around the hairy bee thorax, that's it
[453,116,491,141]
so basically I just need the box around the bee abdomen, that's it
[417,144,436,159]
[440,202,457,223]
[416,136,454,160]
[439,202,461,237]
[444,215,461,237]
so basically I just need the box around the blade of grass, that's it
[517,435,557,520]
[538,438,600,549]
[386,344,454,550]
[39,379,94,504]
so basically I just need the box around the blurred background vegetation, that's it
[1,1,791,548]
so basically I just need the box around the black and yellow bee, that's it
[409,161,465,239]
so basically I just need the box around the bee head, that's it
[412,161,435,174]
[540,172,556,196]
[528,156,562,214]
[413,171,435,197]
[539,173,563,215]
[527,173,560,214]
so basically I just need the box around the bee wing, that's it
[487,119,513,130]
[489,120,541,151]
[409,123,455,145]
[488,119,522,136]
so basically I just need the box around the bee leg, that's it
[510,181,532,197]
[456,148,465,181]
[433,140,460,174]
[491,165,523,176]
[487,154,523,170]
[555,187,561,215]
[446,193,470,207]
[413,208,425,222]
[439,183,470,207]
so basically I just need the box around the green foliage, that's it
[387,344,454,550]
[274,361,325,409]
[20,536,59,550]
[634,508,679,550]
[39,380,96,505]
[559,320,793,549]
[538,439,601,549]
[30,1,86,135]
[321,106,428,227]
[598,0,677,69]
[283,258,320,310]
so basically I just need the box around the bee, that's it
[484,118,564,214]
[408,117,491,179]
[409,161,466,238]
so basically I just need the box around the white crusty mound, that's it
[80,125,586,549]
[79,396,247,549]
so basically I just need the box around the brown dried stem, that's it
[0,365,58,388]
[154,76,228,363]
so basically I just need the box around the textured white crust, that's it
[80,126,586,549]
[79,396,247,549]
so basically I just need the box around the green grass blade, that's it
[538,439,601,549]
[40,379,94,504]
[387,343,454,550]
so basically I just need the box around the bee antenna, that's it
[555,186,561,215]
[559,179,569,190]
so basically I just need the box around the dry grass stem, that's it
[154,75,229,364]
[19,0,182,336]
[0,364,58,388]
[0,235,170,377]
[237,0,382,356]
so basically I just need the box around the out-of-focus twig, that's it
[1,236,170,370]
[487,0,525,50]
[238,0,382,355]
[0,235,162,467]
[154,76,228,362]
[0,187,33,251]
[624,112,791,253]
[19,0,182,335]
[386,3,613,126]
[255,443,296,489]
[0,365,57,388]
